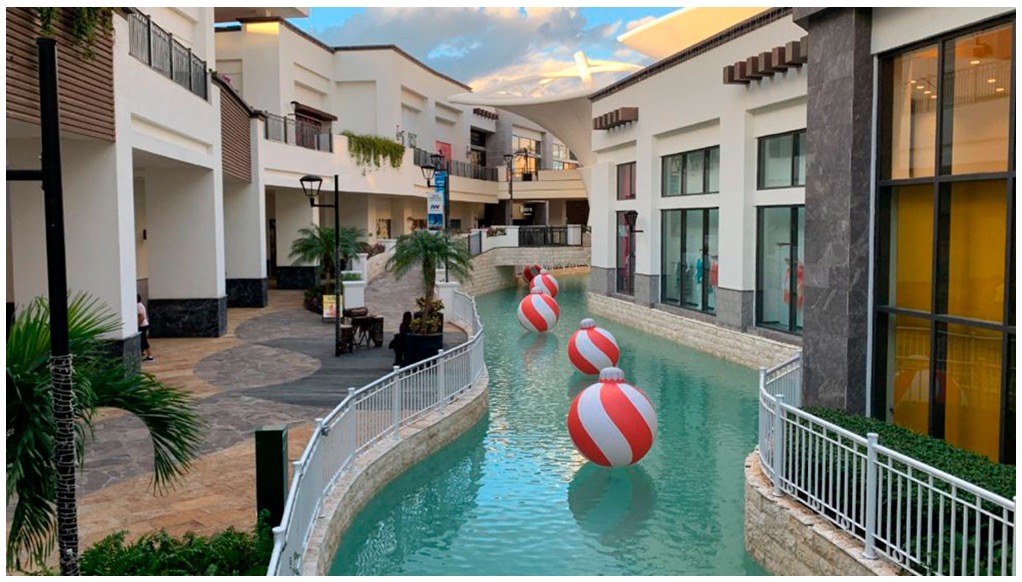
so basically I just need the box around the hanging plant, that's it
[342,130,405,171]
[36,8,114,59]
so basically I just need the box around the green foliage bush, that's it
[802,407,1015,498]
[342,130,404,169]
[79,512,273,576]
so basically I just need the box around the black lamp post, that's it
[623,210,644,233]
[300,173,342,357]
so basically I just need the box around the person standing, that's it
[137,294,154,362]
[390,311,413,367]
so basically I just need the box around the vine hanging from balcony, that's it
[342,130,405,172]
[36,8,114,58]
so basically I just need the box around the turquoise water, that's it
[329,276,767,575]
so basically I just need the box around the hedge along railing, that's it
[758,353,1016,576]
[266,290,485,576]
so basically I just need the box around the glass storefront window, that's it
[888,184,934,311]
[942,23,1013,175]
[617,162,635,200]
[661,210,682,304]
[757,206,804,333]
[662,147,719,196]
[616,212,635,295]
[940,324,1002,461]
[884,314,932,435]
[758,131,806,189]
[887,45,939,179]
[946,181,1007,322]
[875,18,1014,463]
[661,208,718,314]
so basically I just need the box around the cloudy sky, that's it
[289,7,677,90]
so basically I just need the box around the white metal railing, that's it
[758,353,1016,576]
[266,291,485,576]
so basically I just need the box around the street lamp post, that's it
[300,174,342,356]
[502,148,529,226]
[424,152,451,283]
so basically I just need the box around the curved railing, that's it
[758,353,1015,576]
[267,290,485,575]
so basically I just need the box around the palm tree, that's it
[385,230,473,333]
[288,225,367,286]
[6,293,204,572]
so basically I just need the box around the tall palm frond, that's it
[385,230,473,326]
[6,293,204,571]
[288,225,367,284]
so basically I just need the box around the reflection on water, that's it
[330,275,768,576]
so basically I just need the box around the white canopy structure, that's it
[449,52,641,166]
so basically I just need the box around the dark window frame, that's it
[871,15,1016,463]
[660,207,718,314]
[616,211,636,295]
[757,129,806,190]
[661,146,720,197]
[755,204,805,334]
[617,162,636,200]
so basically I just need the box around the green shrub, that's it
[795,407,1015,575]
[341,272,363,282]
[79,512,273,576]
[802,407,1015,498]
[341,130,404,169]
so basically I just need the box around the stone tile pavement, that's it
[9,275,467,570]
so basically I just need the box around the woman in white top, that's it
[137,294,154,361]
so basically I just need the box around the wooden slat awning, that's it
[723,35,808,85]
[593,106,638,131]
[291,101,338,122]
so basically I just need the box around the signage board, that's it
[427,170,448,230]
[322,294,342,321]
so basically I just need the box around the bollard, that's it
[255,424,288,528]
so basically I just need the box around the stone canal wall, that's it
[744,452,899,576]
[460,245,591,297]
[587,292,798,370]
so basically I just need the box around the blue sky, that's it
[288,7,678,89]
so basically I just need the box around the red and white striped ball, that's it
[568,318,620,375]
[522,264,543,283]
[567,367,657,467]
[530,269,559,298]
[517,288,560,333]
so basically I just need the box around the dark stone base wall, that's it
[716,287,754,330]
[589,266,614,296]
[104,332,142,372]
[634,273,659,307]
[149,296,227,338]
[276,266,317,290]
[227,278,269,308]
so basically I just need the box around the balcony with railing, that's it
[264,113,333,153]
[128,10,208,100]
[413,147,498,181]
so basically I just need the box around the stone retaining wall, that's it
[306,374,490,575]
[587,292,798,370]
[460,246,591,296]
[744,451,899,576]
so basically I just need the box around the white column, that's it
[145,165,224,299]
[588,162,615,269]
[274,187,319,269]
[224,117,267,282]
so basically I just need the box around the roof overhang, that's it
[618,7,770,59]
[214,7,309,23]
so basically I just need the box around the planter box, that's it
[342,279,366,309]
[404,332,444,365]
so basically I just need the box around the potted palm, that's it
[385,230,473,365]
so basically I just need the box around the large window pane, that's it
[941,324,1002,461]
[760,134,794,188]
[616,212,634,294]
[663,154,682,197]
[683,151,705,194]
[888,184,934,311]
[758,207,792,330]
[707,147,720,193]
[707,209,719,313]
[888,45,939,179]
[943,22,1013,175]
[886,315,932,434]
[661,210,682,304]
[947,181,1007,322]
[617,162,635,200]
[682,210,704,310]
[794,131,806,186]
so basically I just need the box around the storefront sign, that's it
[322,294,342,321]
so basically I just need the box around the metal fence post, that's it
[864,432,879,560]
[146,15,153,66]
[436,349,447,409]
[1013,496,1017,576]
[187,47,193,92]
[391,366,401,438]
[345,387,357,462]
[772,393,784,497]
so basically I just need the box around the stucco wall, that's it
[744,451,900,576]
[587,292,798,370]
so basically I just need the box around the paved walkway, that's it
[45,273,466,562]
